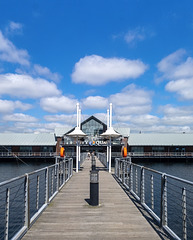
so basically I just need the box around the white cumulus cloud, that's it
[0,99,32,113]
[2,113,38,122]
[71,55,148,85]
[33,64,62,82]
[0,30,29,65]
[81,96,108,109]
[0,73,61,98]
[40,96,78,113]
[157,49,193,100]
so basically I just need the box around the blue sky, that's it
[1,0,193,133]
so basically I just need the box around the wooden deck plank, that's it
[22,158,165,240]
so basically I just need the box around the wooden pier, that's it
[22,158,167,240]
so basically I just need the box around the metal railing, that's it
[0,152,56,158]
[80,152,88,167]
[128,152,193,158]
[96,152,107,167]
[0,157,73,240]
[115,157,193,240]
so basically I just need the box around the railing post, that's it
[36,175,40,210]
[151,174,154,210]
[140,167,145,203]
[160,174,168,227]
[123,160,126,184]
[129,164,133,191]
[182,187,187,240]
[24,174,30,229]
[135,168,138,195]
[68,159,70,180]
[45,167,49,204]
[57,163,59,191]
[70,158,73,177]
[115,158,117,176]
[5,188,10,240]
[51,169,54,196]
[118,160,121,179]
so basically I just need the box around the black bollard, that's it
[91,155,96,170]
[90,170,99,206]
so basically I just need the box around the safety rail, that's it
[80,152,88,167]
[128,152,193,158]
[0,152,56,158]
[0,157,73,240]
[96,152,107,167]
[115,157,193,240]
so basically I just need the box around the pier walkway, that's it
[22,158,164,240]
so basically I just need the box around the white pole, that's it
[109,136,111,173]
[109,103,112,128]
[76,137,78,173]
[107,109,109,168]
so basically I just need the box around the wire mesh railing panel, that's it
[0,176,26,240]
[114,157,193,240]
[132,164,141,198]
[143,168,162,219]
[0,158,73,240]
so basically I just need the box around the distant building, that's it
[0,133,56,158]
[1,116,193,160]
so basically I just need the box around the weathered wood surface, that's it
[22,158,165,240]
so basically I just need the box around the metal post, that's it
[135,168,138,195]
[24,174,30,229]
[51,169,54,196]
[182,188,187,240]
[123,160,126,184]
[57,163,59,191]
[129,164,133,191]
[45,167,49,204]
[5,188,10,240]
[140,167,145,203]
[62,160,65,183]
[160,174,168,227]
[36,175,40,210]
[68,159,70,179]
[70,158,73,177]
[115,158,117,176]
[151,175,154,210]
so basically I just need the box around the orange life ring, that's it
[123,147,127,157]
[60,147,65,157]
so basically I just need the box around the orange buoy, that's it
[123,147,127,157]
[60,147,65,157]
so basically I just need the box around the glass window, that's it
[82,118,104,136]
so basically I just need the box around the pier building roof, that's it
[0,133,56,146]
[129,133,193,146]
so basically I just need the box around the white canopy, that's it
[67,127,86,138]
[101,127,121,138]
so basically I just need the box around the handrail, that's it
[0,157,73,240]
[128,151,193,157]
[0,152,56,157]
[114,157,193,240]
